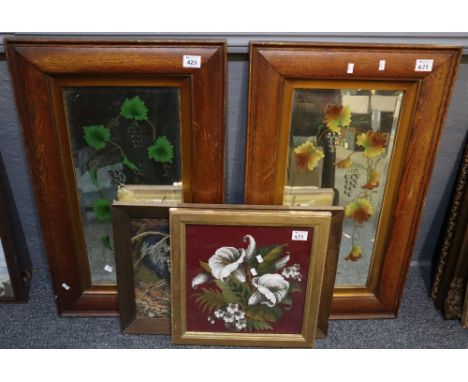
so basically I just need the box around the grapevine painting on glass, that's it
[63,87,182,285]
[0,240,13,298]
[285,88,403,286]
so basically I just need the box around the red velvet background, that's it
[184,224,314,334]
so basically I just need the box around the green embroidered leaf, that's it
[246,319,274,332]
[120,96,148,121]
[122,155,142,173]
[245,304,282,322]
[89,168,98,186]
[194,288,227,313]
[148,136,174,164]
[92,198,112,222]
[101,235,112,250]
[199,261,211,273]
[254,244,287,275]
[281,296,292,311]
[83,125,111,151]
[289,281,302,293]
[214,279,246,305]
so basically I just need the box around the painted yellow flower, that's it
[345,245,362,262]
[324,104,352,134]
[361,169,381,190]
[294,140,325,171]
[345,198,374,224]
[335,154,353,169]
[356,131,388,158]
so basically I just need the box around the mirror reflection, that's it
[285,88,404,286]
[64,87,182,285]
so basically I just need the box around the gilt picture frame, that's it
[244,42,462,318]
[5,38,226,315]
[170,206,342,347]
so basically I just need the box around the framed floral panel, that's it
[0,156,30,302]
[5,38,226,315]
[244,42,462,318]
[170,206,342,347]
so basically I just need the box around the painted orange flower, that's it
[294,140,325,171]
[361,169,381,190]
[356,131,388,158]
[345,245,362,262]
[345,198,374,224]
[335,155,353,169]
[324,104,352,134]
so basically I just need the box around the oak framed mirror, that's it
[5,38,226,315]
[244,42,461,318]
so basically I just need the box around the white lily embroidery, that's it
[248,273,290,307]
[209,247,246,282]
[192,273,210,289]
[243,235,256,261]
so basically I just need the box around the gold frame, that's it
[170,207,334,348]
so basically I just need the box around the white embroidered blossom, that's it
[281,263,302,282]
[248,273,290,307]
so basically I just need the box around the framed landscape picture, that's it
[5,38,226,315]
[244,42,461,318]
[170,206,342,347]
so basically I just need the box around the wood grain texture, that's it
[244,42,462,318]
[4,38,226,315]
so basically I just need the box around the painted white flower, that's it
[243,235,256,260]
[234,311,245,320]
[274,255,290,270]
[248,273,290,307]
[214,309,225,319]
[208,247,246,282]
[226,303,239,314]
[191,273,210,289]
[235,319,247,330]
[281,263,302,281]
[223,311,235,323]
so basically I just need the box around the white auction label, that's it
[347,62,354,74]
[183,55,202,68]
[379,60,386,71]
[292,230,308,241]
[250,268,258,276]
[256,255,264,263]
[415,59,433,72]
[61,282,71,290]
[104,265,113,273]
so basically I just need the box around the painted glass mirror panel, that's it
[130,217,170,320]
[0,240,13,298]
[63,87,182,285]
[284,88,404,286]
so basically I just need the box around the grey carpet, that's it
[0,265,467,348]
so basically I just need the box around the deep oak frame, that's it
[170,206,338,347]
[244,42,462,319]
[5,38,226,315]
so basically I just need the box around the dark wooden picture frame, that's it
[0,155,30,302]
[5,38,226,315]
[244,42,462,319]
[112,202,174,334]
[170,206,342,347]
